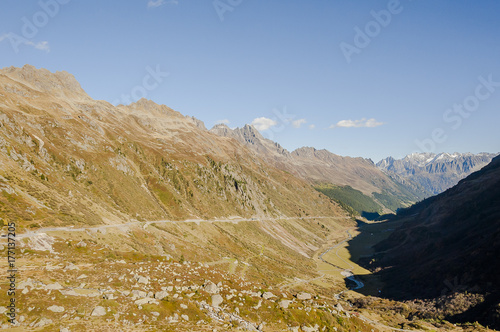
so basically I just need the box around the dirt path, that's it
[13,216,341,239]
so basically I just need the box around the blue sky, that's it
[1,0,499,162]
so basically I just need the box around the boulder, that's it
[134,274,149,284]
[301,325,319,332]
[131,290,148,299]
[211,294,223,307]
[279,300,292,309]
[32,318,53,328]
[262,292,276,300]
[47,305,64,313]
[91,306,106,317]
[155,290,169,300]
[204,281,219,294]
[45,282,63,290]
[296,292,312,300]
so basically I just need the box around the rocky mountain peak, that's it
[124,98,181,118]
[186,116,207,130]
[292,146,317,157]
[209,123,233,136]
[239,124,264,140]
[1,64,87,97]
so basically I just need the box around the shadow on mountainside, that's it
[346,220,500,329]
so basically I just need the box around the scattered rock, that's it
[301,324,319,332]
[47,305,64,313]
[64,263,79,271]
[46,282,63,290]
[296,292,312,300]
[211,294,223,307]
[134,274,149,284]
[91,306,106,317]
[134,298,159,306]
[167,313,179,323]
[32,317,53,328]
[181,314,189,321]
[155,290,169,300]
[262,291,276,300]
[18,278,35,290]
[76,241,87,248]
[28,233,55,252]
[204,281,219,294]
[131,290,148,299]
[279,300,292,309]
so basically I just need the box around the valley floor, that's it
[0,216,494,331]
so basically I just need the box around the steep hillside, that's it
[211,124,426,214]
[0,65,398,332]
[366,156,500,329]
[377,152,498,196]
[0,65,345,231]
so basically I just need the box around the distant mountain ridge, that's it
[211,124,426,214]
[377,152,498,196]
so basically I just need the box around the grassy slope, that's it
[315,184,381,216]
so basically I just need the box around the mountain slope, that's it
[211,124,426,214]
[368,155,500,328]
[377,152,498,196]
[0,65,345,229]
[0,65,388,331]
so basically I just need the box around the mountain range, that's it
[210,123,427,215]
[0,65,347,228]
[377,152,498,196]
[2,65,495,223]
[1,65,498,331]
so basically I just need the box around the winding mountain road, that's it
[13,216,341,239]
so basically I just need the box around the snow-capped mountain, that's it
[377,152,498,196]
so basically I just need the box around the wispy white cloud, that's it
[251,117,277,131]
[330,118,384,129]
[147,0,178,8]
[0,33,50,52]
[292,118,307,128]
[308,124,315,130]
[215,119,230,125]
